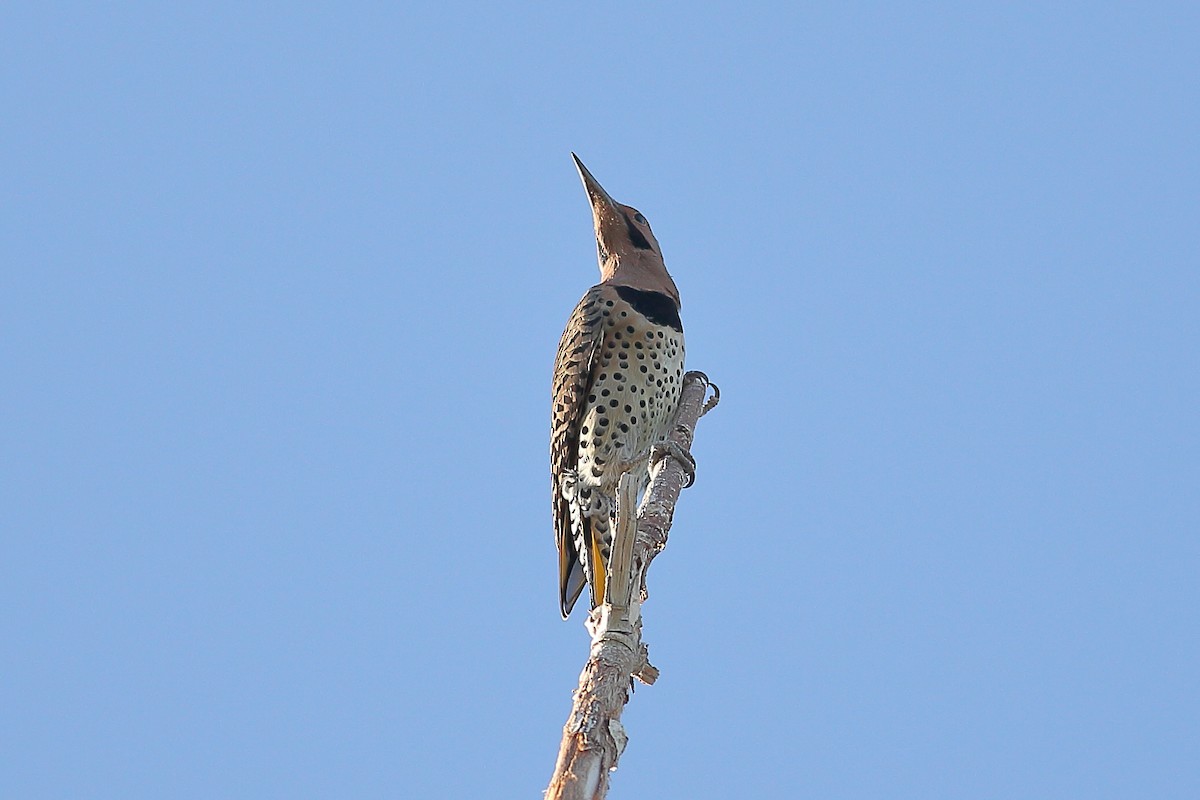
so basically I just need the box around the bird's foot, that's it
[650,440,697,488]
[613,450,651,477]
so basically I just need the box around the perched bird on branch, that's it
[551,154,688,619]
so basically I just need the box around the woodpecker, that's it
[551,154,686,619]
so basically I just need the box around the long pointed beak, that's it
[571,153,617,214]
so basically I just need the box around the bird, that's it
[551,154,688,619]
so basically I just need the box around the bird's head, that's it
[572,153,680,306]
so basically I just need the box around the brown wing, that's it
[551,284,609,617]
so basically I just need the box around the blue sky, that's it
[2,3,1197,798]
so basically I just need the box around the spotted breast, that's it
[551,282,684,616]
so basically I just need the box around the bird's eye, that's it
[634,213,647,224]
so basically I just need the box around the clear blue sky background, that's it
[2,3,1197,798]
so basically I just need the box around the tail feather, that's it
[560,558,586,619]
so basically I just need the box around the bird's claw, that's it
[650,440,696,488]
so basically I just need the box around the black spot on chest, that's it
[615,286,682,332]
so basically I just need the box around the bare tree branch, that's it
[546,371,719,800]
